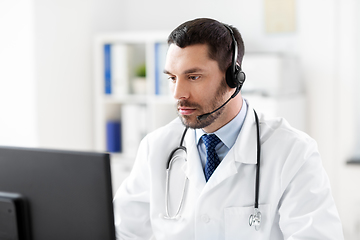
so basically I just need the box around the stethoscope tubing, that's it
[254,109,260,209]
[164,127,189,220]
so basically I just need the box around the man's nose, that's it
[172,78,190,100]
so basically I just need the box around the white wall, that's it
[0,0,38,147]
[34,0,94,150]
[0,0,95,151]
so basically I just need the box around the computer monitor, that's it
[0,146,116,240]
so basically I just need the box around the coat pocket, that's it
[224,204,269,240]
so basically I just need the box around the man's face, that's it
[164,44,229,130]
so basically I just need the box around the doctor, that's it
[113,18,344,239]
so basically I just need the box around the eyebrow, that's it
[163,67,204,75]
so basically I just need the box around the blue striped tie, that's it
[202,134,221,182]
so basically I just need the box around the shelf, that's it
[109,152,136,161]
[95,31,169,44]
[103,94,175,105]
[103,94,148,104]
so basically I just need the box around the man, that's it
[113,18,344,239]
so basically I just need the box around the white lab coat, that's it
[113,103,344,240]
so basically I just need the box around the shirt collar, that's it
[195,98,248,149]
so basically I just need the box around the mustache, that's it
[177,100,202,109]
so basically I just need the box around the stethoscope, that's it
[163,109,262,231]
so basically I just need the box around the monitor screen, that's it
[0,146,116,240]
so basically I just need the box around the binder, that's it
[104,44,112,94]
[106,120,121,152]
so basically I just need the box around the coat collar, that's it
[233,103,258,165]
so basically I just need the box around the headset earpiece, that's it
[235,66,246,88]
[226,64,246,89]
[225,66,237,88]
[223,24,246,92]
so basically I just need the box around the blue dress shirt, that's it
[195,98,248,169]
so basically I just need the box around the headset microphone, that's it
[196,24,246,122]
[196,86,240,121]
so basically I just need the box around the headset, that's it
[197,24,246,121]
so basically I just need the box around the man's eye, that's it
[168,76,176,82]
[189,76,200,81]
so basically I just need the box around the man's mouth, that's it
[178,107,196,116]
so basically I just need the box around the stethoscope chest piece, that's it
[249,208,262,231]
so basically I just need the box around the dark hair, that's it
[167,18,245,73]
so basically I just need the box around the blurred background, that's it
[0,0,359,238]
